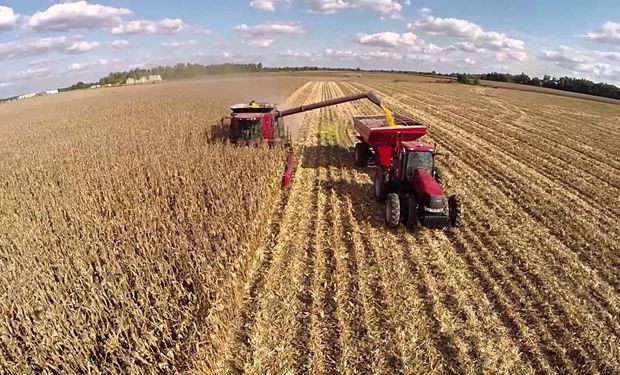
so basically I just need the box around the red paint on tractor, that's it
[413,168,444,199]
[402,141,434,152]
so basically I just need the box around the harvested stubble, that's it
[0,99,285,373]
[201,80,619,375]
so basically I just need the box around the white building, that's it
[18,93,37,100]
[125,75,163,85]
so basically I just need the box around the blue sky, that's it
[0,0,619,97]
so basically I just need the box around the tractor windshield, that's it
[236,119,262,141]
[405,151,433,178]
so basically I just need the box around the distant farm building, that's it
[17,89,59,100]
[125,75,163,85]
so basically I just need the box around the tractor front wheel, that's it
[374,169,388,202]
[406,194,419,229]
[448,195,462,226]
[385,193,401,228]
[354,142,370,167]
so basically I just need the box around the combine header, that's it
[222,90,461,230]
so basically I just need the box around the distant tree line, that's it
[98,63,264,85]
[452,72,620,100]
[59,81,96,92]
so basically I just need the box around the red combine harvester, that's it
[353,115,462,229]
[224,90,461,230]
[224,91,383,187]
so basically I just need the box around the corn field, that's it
[0,76,618,374]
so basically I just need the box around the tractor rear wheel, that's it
[374,169,388,202]
[448,195,462,227]
[354,142,370,167]
[385,193,401,228]
[406,194,419,229]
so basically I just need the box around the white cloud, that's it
[0,36,100,60]
[455,41,485,53]
[111,18,186,35]
[109,39,129,49]
[249,39,274,47]
[582,21,620,45]
[250,0,275,11]
[67,58,116,72]
[65,40,100,54]
[234,21,304,36]
[25,1,132,32]
[409,13,526,61]
[355,32,416,48]
[0,68,52,85]
[539,45,620,81]
[354,31,442,56]
[410,15,482,38]
[281,48,446,64]
[596,51,620,62]
[461,57,475,65]
[308,0,402,17]
[161,40,196,48]
[324,48,359,61]
[0,6,18,30]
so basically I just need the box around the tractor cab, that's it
[400,141,435,181]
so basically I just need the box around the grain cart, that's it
[353,116,462,229]
[223,91,383,187]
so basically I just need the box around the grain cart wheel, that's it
[354,142,370,167]
[448,195,462,227]
[406,194,419,230]
[385,193,401,228]
[374,169,388,202]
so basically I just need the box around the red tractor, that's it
[353,115,462,229]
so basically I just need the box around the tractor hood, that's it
[412,168,446,209]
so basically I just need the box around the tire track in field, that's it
[336,82,533,372]
[217,82,324,373]
[379,84,620,346]
[438,152,619,370]
[315,83,408,373]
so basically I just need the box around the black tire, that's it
[354,142,369,167]
[448,195,462,227]
[405,194,419,230]
[374,169,388,202]
[385,193,401,228]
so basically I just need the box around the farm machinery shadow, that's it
[301,143,388,230]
